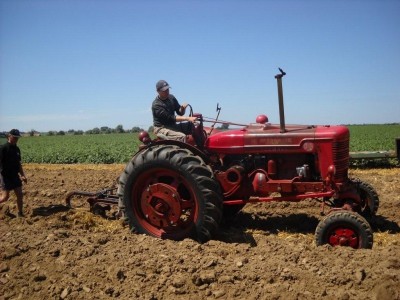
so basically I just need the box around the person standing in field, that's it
[0,129,28,217]
[151,80,198,142]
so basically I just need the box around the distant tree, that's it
[217,123,229,130]
[100,126,112,134]
[92,127,100,134]
[29,129,36,137]
[148,126,154,133]
[131,126,143,133]
[68,129,75,135]
[57,131,65,135]
[115,124,124,133]
[74,130,84,135]
[47,131,56,136]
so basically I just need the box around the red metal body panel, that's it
[204,122,350,201]
[205,124,316,154]
[206,124,348,153]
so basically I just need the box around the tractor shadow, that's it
[214,211,400,246]
[215,212,320,246]
[369,215,400,233]
[31,203,120,220]
[32,204,71,216]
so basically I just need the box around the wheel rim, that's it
[131,168,199,238]
[327,226,359,248]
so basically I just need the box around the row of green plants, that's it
[348,124,399,152]
[348,124,399,168]
[1,133,141,164]
[0,124,398,164]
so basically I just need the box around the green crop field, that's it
[348,124,399,152]
[0,124,398,164]
[0,133,141,164]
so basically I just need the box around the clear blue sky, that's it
[1,0,399,132]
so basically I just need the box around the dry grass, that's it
[66,210,122,233]
[374,231,400,247]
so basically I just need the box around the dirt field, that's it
[1,164,399,300]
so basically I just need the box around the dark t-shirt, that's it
[152,94,183,127]
[0,142,22,177]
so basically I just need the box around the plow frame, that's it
[66,187,120,216]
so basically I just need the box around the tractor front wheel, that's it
[118,145,223,243]
[315,211,373,249]
[351,178,379,219]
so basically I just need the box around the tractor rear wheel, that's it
[118,145,223,243]
[315,211,373,249]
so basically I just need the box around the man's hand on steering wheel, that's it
[179,103,197,123]
[187,116,198,123]
[179,103,189,115]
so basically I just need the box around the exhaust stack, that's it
[275,68,286,133]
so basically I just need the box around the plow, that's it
[66,187,119,218]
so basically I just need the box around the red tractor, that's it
[117,69,378,249]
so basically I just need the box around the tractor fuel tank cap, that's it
[256,115,269,124]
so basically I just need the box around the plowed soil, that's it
[1,164,399,300]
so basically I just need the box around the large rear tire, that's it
[315,211,373,249]
[118,145,223,243]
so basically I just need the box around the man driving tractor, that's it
[151,80,197,142]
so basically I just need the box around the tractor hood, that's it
[205,123,349,155]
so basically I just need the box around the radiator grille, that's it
[332,138,349,181]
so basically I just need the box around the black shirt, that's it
[0,142,22,177]
[152,94,183,127]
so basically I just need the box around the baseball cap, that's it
[156,80,170,92]
[9,129,21,137]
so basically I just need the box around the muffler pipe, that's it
[275,68,286,133]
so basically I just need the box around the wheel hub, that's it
[329,228,358,248]
[141,183,182,227]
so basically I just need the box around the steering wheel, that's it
[186,104,207,148]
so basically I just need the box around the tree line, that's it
[27,125,149,136]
